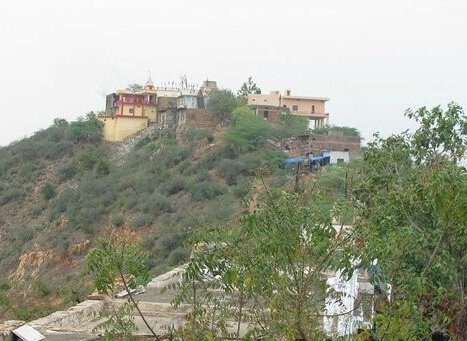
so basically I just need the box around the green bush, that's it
[42,182,56,200]
[134,136,152,150]
[19,162,38,181]
[189,181,225,201]
[0,187,24,205]
[160,177,186,195]
[142,193,173,215]
[168,247,189,266]
[67,112,103,144]
[77,145,106,173]
[95,159,110,176]
[58,162,78,182]
[110,214,124,227]
[35,281,52,296]
[233,179,251,198]
[185,126,213,143]
[157,233,183,255]
[131,213,153,229]
[217,159,249,185]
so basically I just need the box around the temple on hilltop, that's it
[100,76,218,142]
[100,76,158,142]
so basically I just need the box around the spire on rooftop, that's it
[145,71,154,90]
[146,71,154,86]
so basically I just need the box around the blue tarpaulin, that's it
[284,156,306,166]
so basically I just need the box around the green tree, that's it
[173,186,354,340]
[126,83,144,93]
[86,236,161,340]
[67,112,103,144]
[312,125,361,137]
[223,106,273,155]
[237,76,261,97]
[273,113,308,140]
[206,89,238,121]
[351,103,467,340]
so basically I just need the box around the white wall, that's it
[327,151,350,164]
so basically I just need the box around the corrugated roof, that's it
[12,325,45,341]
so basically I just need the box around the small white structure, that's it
[323,150,350,164]
[12,325,45,341]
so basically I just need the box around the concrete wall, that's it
[255,108,282,124]
[324,151,350,164]
[281,97,326,115]
[310,134,361,152]
[177,96,198,109]
[100,116,148,142]
[247,92,281,107]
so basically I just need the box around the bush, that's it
[58,162,78,182]
[189,181,225,201]
[168,247,189,266]
[35,281,52,296]
[42,182,56,200]
[142,193,173,215]
[185,126,213,143]
[0,187,24,205]
[77,145,106,173]
[218,159,249,185]
[160,177,186,195]
[233,179,251,198]
[158,233,183,255]
[110,214,124,227]
[19,162,38,181]
[67,112,103,144]
[131,213,153,229]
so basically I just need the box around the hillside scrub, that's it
[0,111,293,321]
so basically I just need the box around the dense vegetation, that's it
[0,104,306,321]
[164,103,466,340]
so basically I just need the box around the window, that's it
[344,148,350,152]
[312,105,315,113]
[292,105,298,111]
[337,158,345,164]
[129,108,134,114]
[263,111,269,119]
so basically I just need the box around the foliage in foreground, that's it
[171,103,467,340]
[352,103,467,340]
[86,232,160,340]
[170,185,354,340]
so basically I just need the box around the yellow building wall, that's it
[143,106,157,122]
[119,104,157,123]
[100,116,148,142]
[121,104,144,116]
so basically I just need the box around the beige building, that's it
[247,89,329,128]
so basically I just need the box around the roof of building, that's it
[282,95,329,102]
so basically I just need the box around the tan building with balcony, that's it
[247,89,329,128]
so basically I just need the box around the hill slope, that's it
[0,114,288,321]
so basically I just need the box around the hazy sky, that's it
[0,0,466,146]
